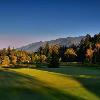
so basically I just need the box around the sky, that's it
[0,0,100,48]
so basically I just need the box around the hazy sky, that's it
[0,0,100,48]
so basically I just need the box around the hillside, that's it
[18,36,85,52]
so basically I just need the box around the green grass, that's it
[0,66,100,100]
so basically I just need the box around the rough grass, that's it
[0,66,100,100]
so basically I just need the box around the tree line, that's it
[0,33,100,67]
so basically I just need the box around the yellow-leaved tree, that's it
[65,48,77,57]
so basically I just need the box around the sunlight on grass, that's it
[10,68,100,100]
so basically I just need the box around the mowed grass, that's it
[0,66,100,100]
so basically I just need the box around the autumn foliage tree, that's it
[65,48,77,62]
[47,44,60,68]
[10,55,17,65]
[85,48,94,63]
[93,43,100,64]
[1,56,10,66]
[39,55,47,63]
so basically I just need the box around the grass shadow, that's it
[38,67,100,99]
[0,69,85,100]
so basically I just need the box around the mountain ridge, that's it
[18,36,85,52]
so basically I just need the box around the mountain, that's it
[18,36,85,52]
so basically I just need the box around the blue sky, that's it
[0,0,100,48]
